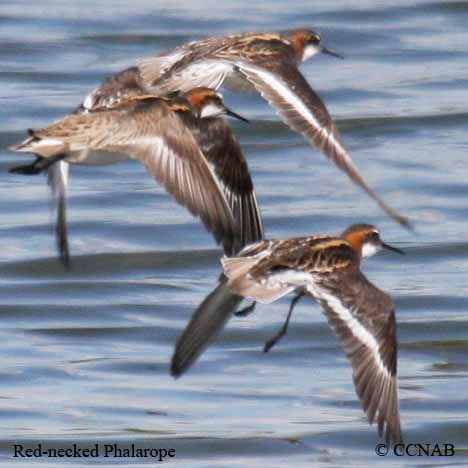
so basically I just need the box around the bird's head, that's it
[342,224,404,259]
[287,28,344,62]
[183,88,249,123]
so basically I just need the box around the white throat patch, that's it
[362,242,381,259]
[200,103,223,118]
[302,44,321,62]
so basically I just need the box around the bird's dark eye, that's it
[370,231,380,241]
[311,34,321,44]
[167,90,181,99]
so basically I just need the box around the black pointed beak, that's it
[382,242,405,255]
[321,45,344,60]
[224,107,250,123]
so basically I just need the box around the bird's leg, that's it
[9,156,44,175]
[10,153,66,175]
[235,301,256,317]
[264,292,305,353]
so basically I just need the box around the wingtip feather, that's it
[170,282,242,378]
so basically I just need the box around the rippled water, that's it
[1,0,468,466]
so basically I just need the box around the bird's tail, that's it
[171,280,242,378]
[9,129,65,157]
[8,129,37,152]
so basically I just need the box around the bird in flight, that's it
[9,88,263,262]
[80,28,410,229]
[171,223,404,444]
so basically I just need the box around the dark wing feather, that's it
[98,99,238,250]
[187,117,264,254]
[310,268,401,444]
[79,67,147,113]
[171,280,242,377]
[236,61,410,229]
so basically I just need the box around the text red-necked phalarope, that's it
[171,223,403,443]
[9,88,263,263]
[79,28,409,229]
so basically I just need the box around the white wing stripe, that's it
[309,284,390,378]
[237,63,359,170]
[240,63,322,126]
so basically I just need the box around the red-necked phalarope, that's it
[171,223,403,443]
[79,28,409,229]
[9,88,263,263]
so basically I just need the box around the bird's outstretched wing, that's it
[137,36,231,92]
[13,97,239,253]
[309,267,401,444]
[188,117,264,254]
[47,161,70,267]
[141,59,229,95]
[171,280,242,378]
[96,98,239,250]
[236,61,410,229]
[80,67,147,112]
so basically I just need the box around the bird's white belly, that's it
[66,149,131,165]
